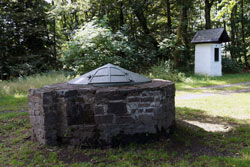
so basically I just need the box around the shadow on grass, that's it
[56,107,250,165]
[170,107,250,153]
[1,107,250,167]
[175,106,239,124]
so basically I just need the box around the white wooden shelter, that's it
[191,28,230,76]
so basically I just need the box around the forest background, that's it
[0,0,249,80]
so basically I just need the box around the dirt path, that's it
[187,81,250,90]
[176,82,250,100]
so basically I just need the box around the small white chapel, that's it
[191,28,230,76]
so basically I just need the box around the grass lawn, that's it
[0,72,250,166]
[176,73,250,90]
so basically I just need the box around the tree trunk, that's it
[120,1,124,29]
[62,14,70,41]
[52,13,57,68]
[200,0,203,27]
[230,4,237,60]
[174,1,191,68]
[166,0,172,33]
[162,0,172,33]
[129,0,159,49]
[183,7,190,62]
[71,0,78,27]
[204,0,214,29]
[240,0,248,67]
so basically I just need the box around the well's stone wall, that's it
[28,79,175,147]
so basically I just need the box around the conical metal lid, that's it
[68,64,152,86]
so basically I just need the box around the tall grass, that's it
[0,71,71,96]
[147,61,186,82]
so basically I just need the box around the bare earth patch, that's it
[182,120,233,132]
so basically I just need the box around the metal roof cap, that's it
[68,64,152,86]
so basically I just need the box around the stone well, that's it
[28,66,175,147]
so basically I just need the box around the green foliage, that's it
[159,34,183,59]
[0,0,56,80]
[62,19,157,74]
[213,0,236,21]
[1,0,249,81]
[222,57,243,73]
[148,61,186,82]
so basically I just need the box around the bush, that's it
[222,57,243,73]
[61,19,157,74]
[159,34,184,59]
[148,61,186,82]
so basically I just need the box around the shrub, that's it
[159,34,184,58]
[61,19,157,74]
[148,61,186,82]
[222,57,243,73]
